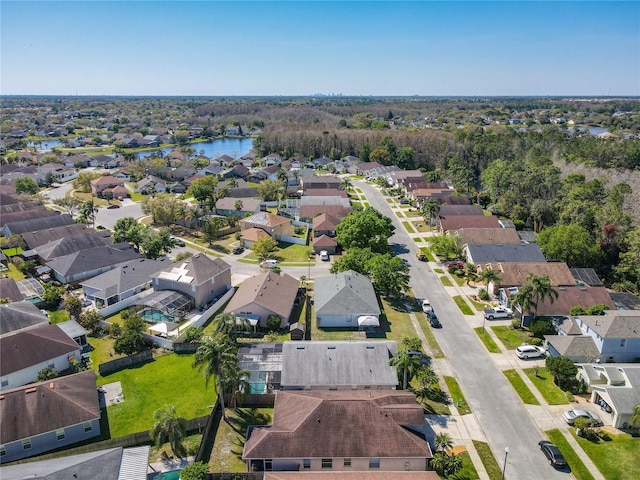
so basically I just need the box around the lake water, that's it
[27,140,63,150]
[137,137,254,160]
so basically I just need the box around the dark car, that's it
[539,440,567,468]
[171,237,185,247]
[107,204,120,209]
[233,246,245,255]
[429,311,441,328]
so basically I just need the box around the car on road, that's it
[483,306,513,319]
[428,311,441,328]
[107,204,120,209]
[421,299,433,314]
[232,246,244,255]
[515,344,546,359]
[538,440,567,468]
[447,261,465,269]
[261,259,279,269]
[562,409,602,426]
[171,237,185,247]
[319,250,329,261]
[416,250,426,261]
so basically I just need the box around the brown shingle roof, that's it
[312,213,339,231]
[300,205,351,220]
[0,371,100,444]
[305,189,348,198]
[243,390,431,460]
[225,271,299,320]
[536,286,615,316]
[90,175,124,186]
[241,212,290,228]
[0,324,81,376]
[313,234,338,247]
[241,227,271,242]
[482,262,576,287]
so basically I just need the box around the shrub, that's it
[447,265,458,275]
[36,367,60,382]
[180,461,208,480]
[510,318,522,330]
[110,323,122,338]
[565,391,575,403]
[478,288,490,301]
[266,315,281,331]
[265,331,279,342]
[182,326,203,344]
[529,317,555,338]
[294,226,305,235]
[529,337,544,346]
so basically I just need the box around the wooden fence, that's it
[98,350,153,376]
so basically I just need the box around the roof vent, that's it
[49,382,55,389]
[25,387,37,394]
[0,395,4,400]
[328,346,336,350]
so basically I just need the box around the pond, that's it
[27,140,63,150]
[137,137,254,160]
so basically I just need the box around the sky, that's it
[1,1,639,96]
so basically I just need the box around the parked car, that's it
[447,261,464,269]
[483,306,513,320]
[171,237,185,247]
[319,250,330,261]
[232,246,244,255]
[416,250,426,261]
[107,204,120,209]
[515,344,546,359]
[562,409,602,426]
[261,259,279,269]
[429,311,441,328]
[538,440,567,468]
[422,299,433,314]
[407,350,424,358]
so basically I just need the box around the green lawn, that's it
[453,295,474,315]
[469,297,487,311]
[443,376,471,415]
[241,242,310,263]
[47,309,70,324]
[440,276,453,287]
[418,247,434,262]
[150,433,202,463]
[546,429,595,480]
[473,327,502,353]
[523,368,569,405]
[451,275,466,287]
[433,268,444,274]
[503,369,540,405]
[209,408,273,472]
[87,333,124,370]
[98,353,214,437]
[4,263,25,281]
[2,247,23,256]
[491,326,533,350]
[572,430,640,480]
[454,451,481,480]
[417,313,445,359]
[472,440,503,480]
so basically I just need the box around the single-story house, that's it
[299,205,352,222]
[438,205,484,216]
[456,228,521,246]
[21,224,100,250]
[3,214,74,237]
[0,208,59,229]
[314,270,380,329]
[0,278,24,303]
[437,215,500,234]
[300,175,341,192]
[215,197,262,217]
[34,232,113,263]
[312,234,338,255]
[482,261,576,296]
[280,340,398,390]
[240,212,293,240]
[243,390,432,472]
[225,271,299,329]
[312,213,340,237]
[464,243,547,264]
[137,175,167,194]
[0,371,101,463]
[46,245,141,284]
[0,301,49,337]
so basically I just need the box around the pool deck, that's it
[148,455,195,474]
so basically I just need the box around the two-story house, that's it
[240,212,293,241]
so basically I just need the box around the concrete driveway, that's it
[94,199,144,230]
[355,180,569,480]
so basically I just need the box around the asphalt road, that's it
[355,180,568,480]
[94,200,144,230]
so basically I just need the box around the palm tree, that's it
[340,177,352,192]
[421,199,440,227]
[78,199,98,227]
[212,312,252,340]
[401,337,422,352]
[510,283,535,319]
[630,404,640,431]
[478,267,501,295]
[192,336,237,421]
[433,432,454,454]
[149,405,187,458]
[527,273,559,318]
[463,263,478,286]
[186,207,203,235]
[390,351,423,390]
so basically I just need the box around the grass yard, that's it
[453,295,474,315]
[72,191,109,206]
[242,242,311,264]
[472,440,503,480]
[418,247,435,262]
[209,408,273,472]
[469,297,487,311]
[443,376,471,415]
[523,367,569,405]
[490,326,533,350]
[417,313,445,359]
[150,433,202,463]
[571,430,640,480]
[414,223,432,233]
[4,262,26,281]
[433,268,444,274]
[440,276,453,287]
[546,429,595,480]
[503,369,540,405]
[454,451,482,480]
[451,274,466,287]
[381,297,421,344]
[87,333,124,370]
[473,327,502,353]
[2,247,23,256]
[99,353,214,437]
[47,309,70,324]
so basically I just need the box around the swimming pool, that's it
[140,309,173,323]
[155,470,181,480]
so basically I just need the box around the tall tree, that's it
[527,273,559,318]
[252,237,278,262]
[390,351,423,390]
[149,405,187,458]
[477,267,501,293]
[113,217,148,251]
[78,199,98,227]
[335,207,394,254]
[64,296,82,322]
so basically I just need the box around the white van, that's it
[261,259,278,268]
[319,250,329,261]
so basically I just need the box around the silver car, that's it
[515,344,546,359]
[562,409,602,426]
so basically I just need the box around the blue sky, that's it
[2,1,639,96]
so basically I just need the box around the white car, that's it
[319,250,329,261]
[260,259,279,268]
[562,409,602,426]
[515,344,546,359]
[422,300,433,313]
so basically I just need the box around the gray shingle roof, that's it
[281,341,398,388]
[46,246,141,277]
[0,301,49,336]
[35,232,112,261]
[151,254,230,287]
[22,224,102,249]
[577,311,640,339]
[4,214,74,235]
[314,270,380,316]
[465,243,546,263]
[544,335,600,359]
[81,257,171,297]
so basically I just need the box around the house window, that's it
[0,445,5,456]
[620,339,626,348]
[264,460,272,471]
[369,457,380,469]
[322,458,332,469]
[56,429,65,441]
[303,459,310,469]
[344,458,352,467]
[48,361,55,369]
[1,378,7,387]
[83,422,93,432]
[22,439,31,450]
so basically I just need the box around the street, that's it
[355,180,568,480]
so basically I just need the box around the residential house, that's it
[110,185,130,199]
[463,243,546,264]
[312,213,340,237]
[0,323,82,390]
[0,301,49,336]
[57,319,89,351]
[280,340,398,390]
[46,245,141,284]
[1,207,57,229]
[349,161,383,176]
[570,268,604,287]
[62,154,90,168]
[457,228,521,246]
[0,278,24,303]
[314,270,381,328]
[0,371,101,463]
[222,165,250,179]
[171,163,197,181]
[150,253,231,310]
[21,224,101,250]
[299,204,352,223]
[437,215,500,234]
[111,168,133,182]
[215,197,261,217]
[215,154,235,166]
[438,205,484,216]
[224,271,299,329]
[261,154,282,167]
[90,175,125,198]
[310,156,332,169]
[304,188,348,198]
[545,310,639,363]
[480,261,576,296]
[137,175,167,194]
[312,234,338,255]
[241,227,271,248]
[3,214,74,237]
[577,364,640,429]
[300,175,341,192]
[198,165,223,177]
[240,212,293,241]
[242,390,432,472]
[81,257,171,308]
[34,232,113,263]
[36,163,77,184]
